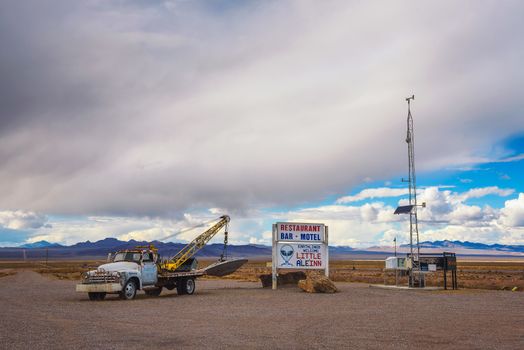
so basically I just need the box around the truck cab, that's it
[111,249,159,286]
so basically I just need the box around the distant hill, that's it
[400,240,524,253]
[19,240,63,249]
[0,238,273,260]
[1,239,523,260]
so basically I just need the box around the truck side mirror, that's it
[107,253,112,262]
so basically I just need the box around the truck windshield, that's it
[113,252,141,263]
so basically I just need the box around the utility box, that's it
[385,257,407,270]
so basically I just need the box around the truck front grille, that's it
[83,272,120,284]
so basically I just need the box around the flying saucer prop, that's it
[203,258,248,277]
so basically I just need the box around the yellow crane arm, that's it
[162,215,230,272]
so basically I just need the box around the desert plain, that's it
[0,259,523,349]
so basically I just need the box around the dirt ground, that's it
[0,270,522,349]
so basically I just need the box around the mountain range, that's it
[1,238,523,260]
[407,240,524,253]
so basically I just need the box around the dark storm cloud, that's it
[0,0,523,217]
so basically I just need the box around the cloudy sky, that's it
[1,0,523,247]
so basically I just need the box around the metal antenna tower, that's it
[405,95,422,287]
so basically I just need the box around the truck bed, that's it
[158,269,205,280]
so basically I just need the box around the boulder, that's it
[259,271,307,288]
[298,272,338,293]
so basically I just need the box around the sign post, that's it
[272,224,277,290]
[272,222,329,290]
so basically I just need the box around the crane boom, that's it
[162,215,230,272]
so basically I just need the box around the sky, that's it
[0,0,523,247]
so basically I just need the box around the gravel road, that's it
[0,271,522,349]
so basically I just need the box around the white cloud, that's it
[459,186,514,201]
[27,214,226,246]
[447,204,485,224]
[272,202,400,246]
[404,186,515,227]
[17,184,523,247]
[336,188,408,204]
[0,210,49,230]
[0,1,523,218]
[119,227,174,242]
[283,187,523,245]
[248,231,272,245]
[500,193,524,227]
[490,153,524,163]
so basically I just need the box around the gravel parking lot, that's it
[0,271,522,349]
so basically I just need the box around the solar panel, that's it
[394,205,414,214]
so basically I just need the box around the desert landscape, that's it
[1,259,523,349]
[1,2,524,349]
[2,258,524,291]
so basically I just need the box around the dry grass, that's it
[0,260,103,281]
[205,259,524,291]
[2,258,522,290]
[0,269,16,278]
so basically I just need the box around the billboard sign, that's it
[272,222,329,289]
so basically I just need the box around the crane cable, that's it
[156,217,221,242]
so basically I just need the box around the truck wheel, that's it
[177,277,195,295]
[120,280,137,300]
[144,287,162,297]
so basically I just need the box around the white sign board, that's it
[277,243,327,269]
[272,222,329,290]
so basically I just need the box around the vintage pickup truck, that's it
[77,216,247,301]
[76,246,208,300]
[77,246,247,300]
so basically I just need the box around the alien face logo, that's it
[280,244,294,266]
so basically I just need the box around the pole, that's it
[272,224,277,290]
[406,94,421,287]
[394,237,397,257]
[325,226,329,278]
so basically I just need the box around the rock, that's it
[298,272,338,293]
[259,271,307,288]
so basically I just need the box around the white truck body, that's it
[76,249,203,300]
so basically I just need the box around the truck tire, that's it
[177,277,195,295]
[144,287,162,297]
[88,292,106,301]
[120,280,137,300]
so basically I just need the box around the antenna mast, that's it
[405,95,421,287]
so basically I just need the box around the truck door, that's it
[141,253,158,286]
